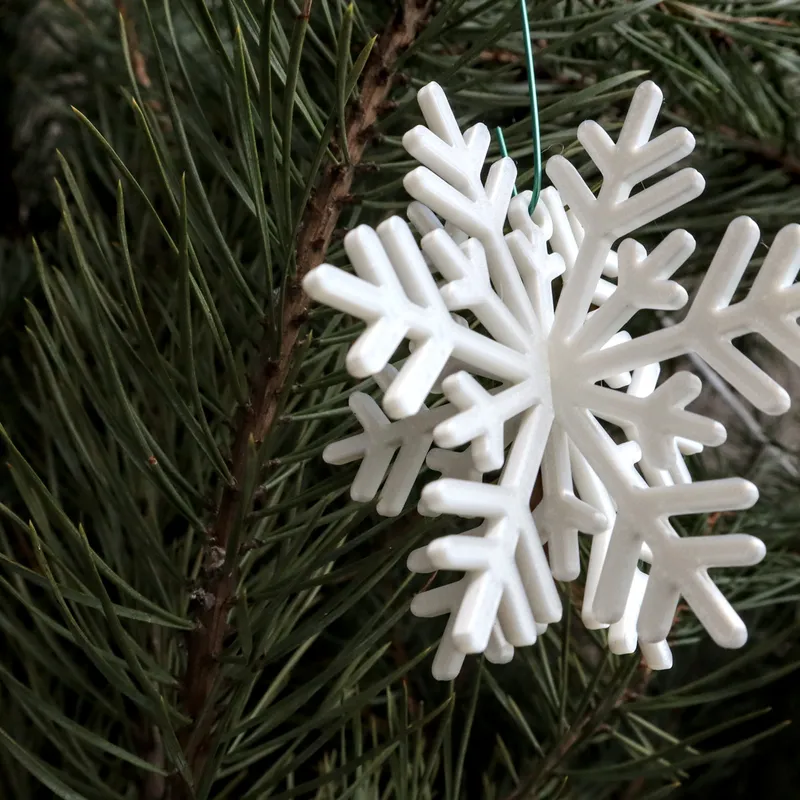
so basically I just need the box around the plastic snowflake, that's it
[303,81,800,680]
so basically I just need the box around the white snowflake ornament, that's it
[303,80,800,680]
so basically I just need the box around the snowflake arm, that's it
[402,82,541,335]
[570,231,694,355]
[323,391,454,516]
[421,229,529,352]
[580,374,726,475]
[509,187,618,316]
[608,567,674,670]
[435,374,543,472]
[570,437,673,668]
[506,189,566,331]
[561,404,763,648]
[408,540,516,681]
[303,217,531,418]
[409,525,540,654]
[535,421,609,581]
[640,640,674,671]
[413,406,561,649]
[425,447,482,485]
[640,528,764,647]
[547,81,704,343]
[623,362,701,486]
[584,219,800,415]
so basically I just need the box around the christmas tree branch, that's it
[504,656,649,800]
[177,0,435,792]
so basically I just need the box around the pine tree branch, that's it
[175,1,435,795]
[504,658,654,800]
[503,714,595,800]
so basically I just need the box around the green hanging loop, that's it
[495,0,542,214]
[495,127,518,197]
[520,0,542,213]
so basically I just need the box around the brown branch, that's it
[173,1,435,796]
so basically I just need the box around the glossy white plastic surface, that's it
[303,80,799,680]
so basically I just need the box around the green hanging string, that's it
[495,127,518,197]
[495,0,541,213]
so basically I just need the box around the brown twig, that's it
[173,1,435,796]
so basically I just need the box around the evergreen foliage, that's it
[1,1,800,798]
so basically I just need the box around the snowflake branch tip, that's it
[411,82,474,151]
[583,374,726,473]
[617,80,664,149]
[434,374,541,472]
[304,219,530,420]
[322,392,450,516]
[640,532,765,648]
[545,153,703,242]
[408,527,541,653]
[641,641,673,671]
